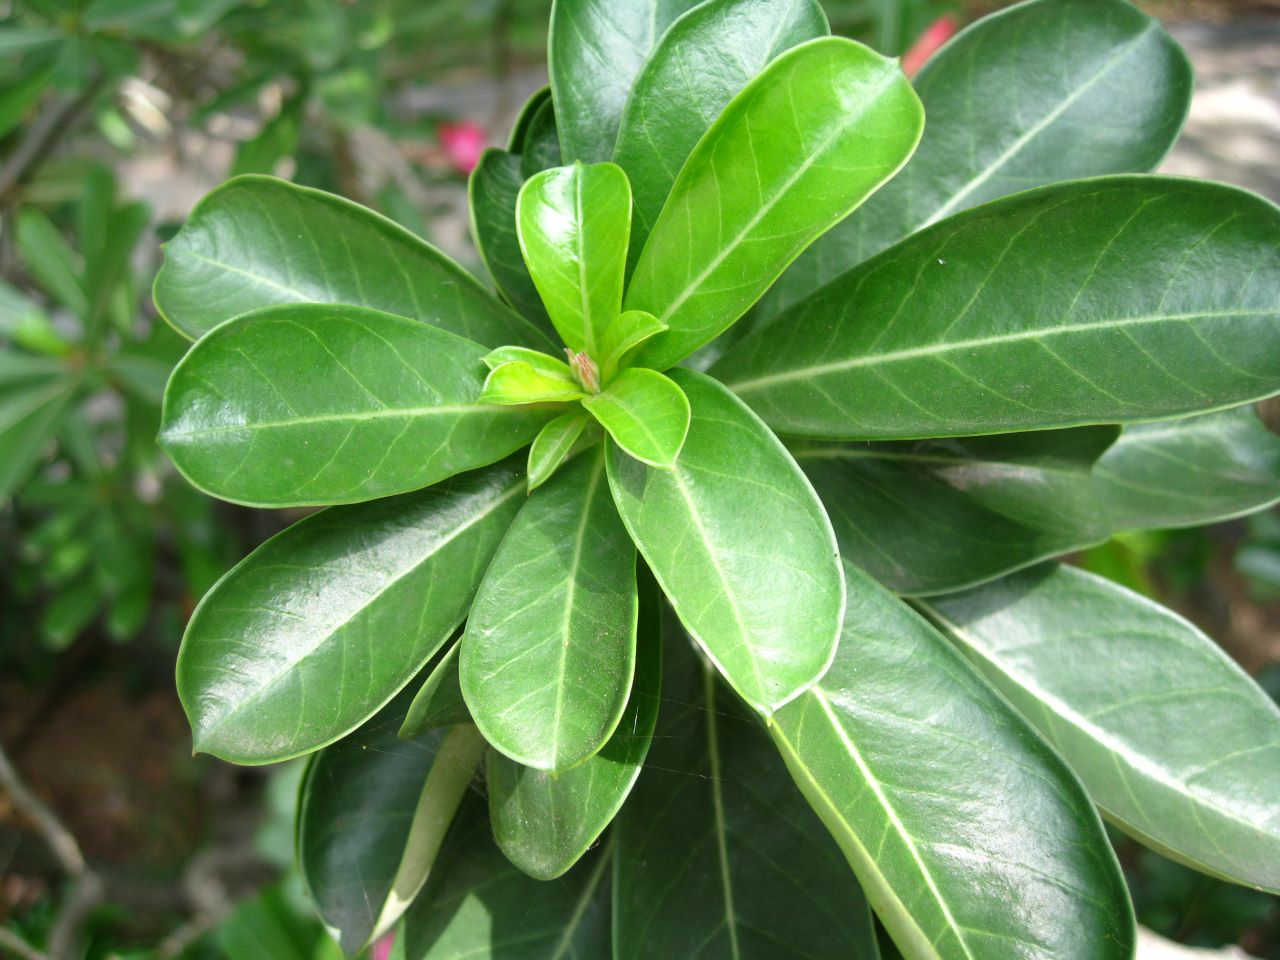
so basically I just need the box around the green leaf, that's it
[716,178,1280,439]
[0,60,54,138]
[507,86,552,152]
[582,367,689,468]
[154,175,551,348]
[487,579,660,880]
[613,0,828,255]
[516,161,631,356]
[527,408,590,492]
[597,309,665,382]
[482,345,573,375]
[922,564,1280,894]
[623,37,923,371]
[795,427,1117,595]
[0,373,79,499]
[519,97,563,179]
[159,304,549,507]
[469,149,552,328]
[176,457,525,764]
[605,369,841,713]
[1095,405,1280,530]
[548,0,700,164]
[614,623,879,958]
[298,694,485,955]
[479,360,585,405]
[461,447,637,771]
[219,882,322,960]
[402,797,612,959]
[771,562,1134,960]
[399,638,470,740]
[17,208,87,319]
[764,0,1194,316]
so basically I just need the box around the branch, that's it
[0,927,48,960]
[0,73,106,201]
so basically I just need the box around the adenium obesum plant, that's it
[153,0,1280,956]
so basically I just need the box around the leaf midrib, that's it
[727,308,1270,394]
[164,402,526,439]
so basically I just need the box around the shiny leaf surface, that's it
[479,360,585,405]
[597,309,665,381]
[795,427,1117,595]
[771,562,1134,959]
[582,367,690,468]
[159,305,549,507]
[716,178,1280,439]
[487,580,660,880]
[155,175,551,347]
[548,0,699,164]
[461,448,637,770]
[399,638,471,740]
[403,797,612,959]
[614,624,878,959]
[299,701,484,956]
[177,458,525,763]
[517,161,631,356]
[612,0,828,255]
[923,564,1280,893]
[764,0,1193,315]
[527,408,590,492]
[605,370,842,713]
[625,37,922,371]
[1095,405,1280,530]
[469,149,551,328]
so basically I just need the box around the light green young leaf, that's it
[772,561,1134,960]
[479,360,585,405]
[399,638,471,740]
[487,579,660,880]
[461,448,637,771]
[795,427,1117,595]
[481,345,573,375]
[763,0,1194,317]
[298,692,485,956]
[624,37,923,371]
[613,0,828,255]
[159,305,550,507]
[176,457,525,764]
[715,178,1280,439]
[402,798,612,959]
[1095,405,1280,530]
[605,369,842,713]
[527,408,590,492]
[154,175,552,348]
[516,161,631,356]
[597,309,665,382]
[923,564,1280,894]
[583,367,689,468]
[549,0,701,163]
[614,622,879,958]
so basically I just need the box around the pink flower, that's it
[902,14,960,78]
[438,121,488,174]
[372,931,396,960]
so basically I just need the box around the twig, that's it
[0,742,102,960]
[0,73,106,202]
[0,926,49,960]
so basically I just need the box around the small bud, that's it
[566,349,601,394]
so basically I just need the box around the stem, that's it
[0,74,106,202]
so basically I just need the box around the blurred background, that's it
[0,0,1277,957]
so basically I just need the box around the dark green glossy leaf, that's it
[527,408,591,492]
[399,638,471,740]
[795,427,1117,595]
[625,37,923,370]
[614,623,878,959]
[402,797,611,959]
[605,369,841,713]
[177,457,525,763]
[507,86,552,152]
[613,0,828,256]
[154,175,551,348]
[548,0,699,164]
[520,97,564,179]
[716,178,1280,439]
[771,562,1134,959]
[298,694,485,955]
[487,579,660,880]
[1095,405,1280,530]
[764,0,1193,316]
[461,448,637,770]
[159,305,550,507]
[517,161,631,356]
[582,367,689,468]
[924,564,1280,893]
[469,149,551,328]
